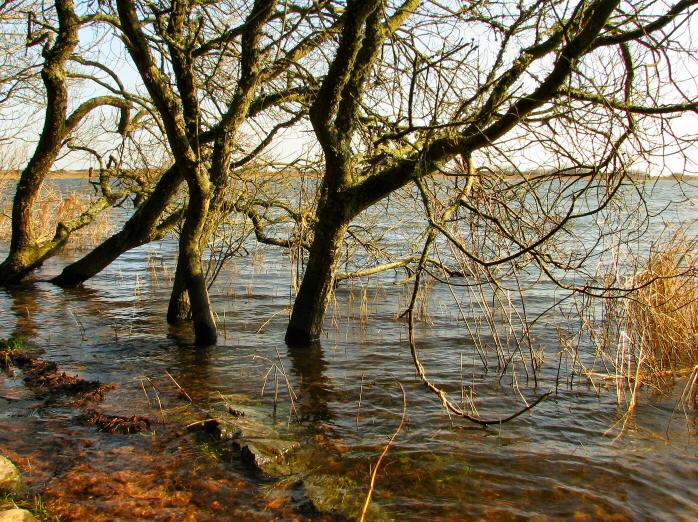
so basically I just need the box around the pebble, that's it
[0,509,37,522]
[0,456,21,494]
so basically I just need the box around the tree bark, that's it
[167,258,191,323]
[285,197,350,345]
[177,173,217,345]
[0,0,78,285]
[52,166,183,287]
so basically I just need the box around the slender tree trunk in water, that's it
[52,166,183,287]
[0,163,68,283]
[167,260,191,322]
[178,177,217,345]
[285,199,350,345]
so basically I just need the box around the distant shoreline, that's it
[2,169,697,181]
[1,170,93,180]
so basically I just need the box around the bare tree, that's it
[285,0,698,345]
[108,0,339,344]
[0,0,131,285]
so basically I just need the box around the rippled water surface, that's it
[1,177,697,520]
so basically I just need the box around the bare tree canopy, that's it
[0,0,696,349]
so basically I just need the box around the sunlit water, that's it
[1,177,697,520]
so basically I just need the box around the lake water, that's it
[1,176,696,520]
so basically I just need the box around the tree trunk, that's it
[0,56,74,284]
[0,236,67,285]
[167,259,191,323]
[178,176,217,345]
[52,166,183,287]
[285,199,349,345]
[0,124,68,285]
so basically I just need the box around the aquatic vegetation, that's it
[0,184,115,251]
[1,485,61,521]
[0,338,24,353]
[78,410,152,435]
[603,231,698,411]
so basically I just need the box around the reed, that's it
[606,230,698,408]
[0,183,115,250]
[624,232,697,381]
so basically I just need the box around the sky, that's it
[1,0,697,177]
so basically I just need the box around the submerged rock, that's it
[266,475,363,521]
[0,509,37,522]
[198,394,300,477]
[239,438,300,477]
[0,456,21,494]
[303,474,366,518]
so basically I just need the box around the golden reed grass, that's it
[609,230,698,411]
[0,181,114,250]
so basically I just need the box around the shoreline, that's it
[2,169,698,181]
[1,170,93,180]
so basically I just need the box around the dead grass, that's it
[606,230,698,411]
[0,182,115,250]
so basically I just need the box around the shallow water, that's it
[1,177,697,520]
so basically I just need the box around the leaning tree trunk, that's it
[285,198,350,345]
[0,160,64,284]
[0,0,78,285]
[177,177,217,345]
[52,166,183,287]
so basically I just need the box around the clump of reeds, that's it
[609,230,698,409]
[0,183,114,249]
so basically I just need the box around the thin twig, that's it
[360,380,407,522]
[165,370,193,403]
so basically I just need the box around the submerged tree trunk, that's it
[177,176,217,345]
[52,166,183,287]
[285,198,350,345]
[167,259,191,323]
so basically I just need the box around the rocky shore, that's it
[0,455,36,521]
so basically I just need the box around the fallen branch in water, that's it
[407,309,551,426]
[360,379,407,522]
[399,207,551,426]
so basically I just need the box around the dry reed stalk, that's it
[165,370,193,403]
[609,231,698,406]
[359,285,369,331]
[356,372,365,427]
[678,365,698,412]
[360,380,407,522]
[0,183,115,249]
